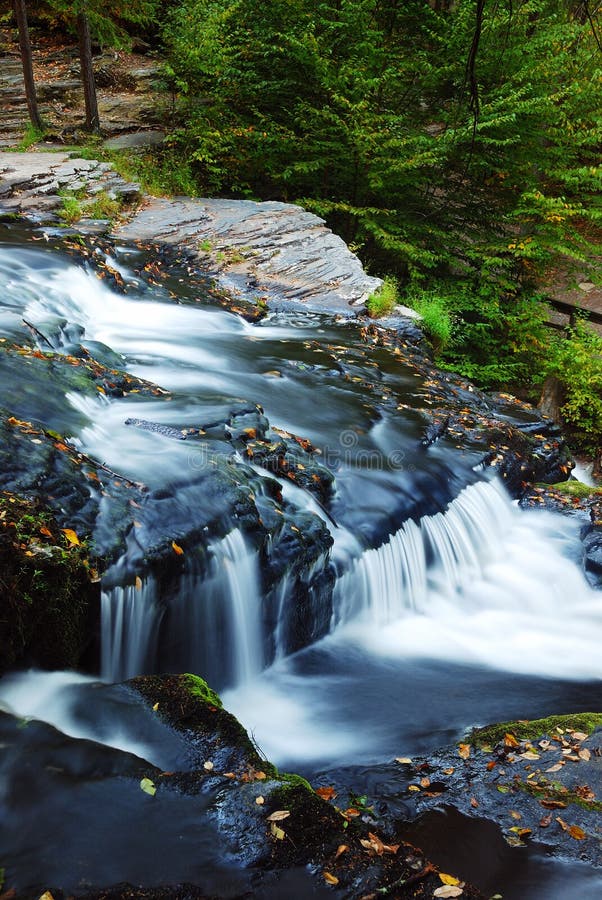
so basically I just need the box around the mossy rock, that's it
[547,480,602,498]
[128,673,277,776]
[470,712,602,748]
[0,492,99,673]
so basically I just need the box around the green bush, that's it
[543,320,602,455]
[409,293,453,352]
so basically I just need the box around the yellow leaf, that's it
[172,541,184,555]
[439,873,461,886]
[568,825,587,840]
[38,893,55,900]
[61,528,80,546]
[152,702,159,711]
[267,810,291,822]
[140,777,156,796]
[270,822,285,840]
[323,872,339,885]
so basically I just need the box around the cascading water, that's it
[101,529,263,687]
[1,226,601,900]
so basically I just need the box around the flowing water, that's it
[0,223,601,898]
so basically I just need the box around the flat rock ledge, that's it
[0,150,382,315]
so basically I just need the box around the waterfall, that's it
[101,529,263,687]
[331,478,571,629]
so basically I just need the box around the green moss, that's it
[183,673,223,708]
[366,276,399,318]
[546,480,602,498]
[471,713,602,748]
[276,772,313,793]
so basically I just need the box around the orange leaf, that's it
[458,743,471,760]
[171,541,184,555]
[323,872,339,886]
[568,825,587,840]
[316,786,337,801]
[39,525,53,537]
[504,733,520,748]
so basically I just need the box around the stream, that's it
[0,222,601,899]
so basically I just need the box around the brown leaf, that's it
[443,767,455,775]
[568,825,587,840]
[420,777,431,788]
[579,748,591,761]
[486,761,497,771]
[470,797,479,808]
[323,872,339,886]
[39,525,53,537]
[539,813,553,828]
[335,844,348,859]
[541,799,567,809]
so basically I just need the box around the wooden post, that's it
[77,10,101,134]
[13,0,43,131]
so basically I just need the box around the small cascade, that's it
[333,479,521,627]
[101,530,263,688]
[101,579,164,682]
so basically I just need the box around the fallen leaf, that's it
[335,844,348,859]
[458,743,471,760]
[140,777,156,796]
[504,733,520,748]
[203,761,214,771]
[540,799,567,809]
[568,825,587,840]
[38,893,55,900]
[39,525,52,537]
[323,872,339,886]
[267,810,291,822]
[256,796,265,805]
[135,576,143,590]
[316,786,337,801]
[443,767,455,775]
[470,797,479,808]
[571,732,589,741]
[439,873,461,886]
[433,886,463,898]
[540,813,553,827]
[579,749,591,761]
[486,761,497,771]
[61,528,80,546]
[497,785,509,793]
[171,541,184,555]
[421,777,431,788]
[395,757,413,765]
[510,810,522,820]
[520,751,540,760]
[545,763,564,773]
[152,702,159,711]
[408,784,421,792]
[270,822,285,840]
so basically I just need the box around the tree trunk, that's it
[77,10,100,134]
[13,0,42,130]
